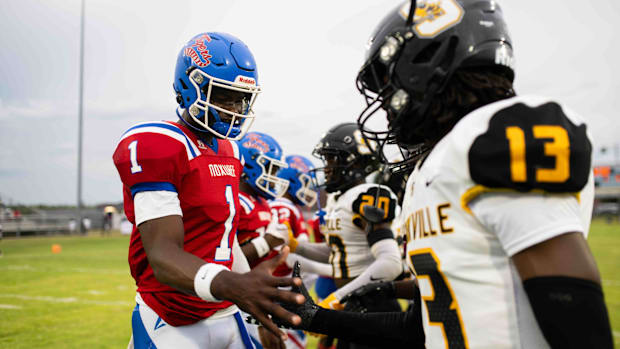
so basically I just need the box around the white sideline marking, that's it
[86,290,106,296]
[0,304,22,309]
[613,330,620,338]
[0,294,132,307]
[0,265,126,275]
[603,279,620,286]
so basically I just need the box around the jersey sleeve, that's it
[270,201,308,238]
[351,186,398,227]
[468,101,591,193]
[469,191,585,256]
[113,128,191,196]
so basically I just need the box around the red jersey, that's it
[308,214,326,243]
[112,120,243,326]
[269,198,309,276]
[237,191,273,268]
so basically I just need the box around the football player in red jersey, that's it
[113,32,303,349]
[236,132,292,267]
[235,134,322,349]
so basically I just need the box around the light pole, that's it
[77,0,85,234]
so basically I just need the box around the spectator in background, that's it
[68,219,77,233]
[82,218,91,234]
[102,206,116,235]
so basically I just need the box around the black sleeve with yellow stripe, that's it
[351,186,397,230]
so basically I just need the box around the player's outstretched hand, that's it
[211,247,305,341]
[341,281,396,313]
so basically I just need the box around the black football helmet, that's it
[357,0,515,170]
[313,123,380,193]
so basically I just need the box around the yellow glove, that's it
[317,293,344,311]
[305,330,327,339]
[288,228,298,252]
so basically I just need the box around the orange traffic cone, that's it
[51,244,62,254]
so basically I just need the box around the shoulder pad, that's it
[351,185,397,223]
[118,121,201,161]
[469,102,591,192]
[113,122,193,189]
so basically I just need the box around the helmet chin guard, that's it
[278,155,318,207]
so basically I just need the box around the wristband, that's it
[251,236,271,258]
[194,263,229,302]
[367,227,394,246]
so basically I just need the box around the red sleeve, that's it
[113,130,190,193]
[308,216,325,243]
[270,202,308,238]
[237,193,272,244]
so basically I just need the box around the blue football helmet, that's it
[238,132,289,199]
[278,155,318,207]
[173,32,261,140]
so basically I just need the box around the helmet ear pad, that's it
[241,150,260,183]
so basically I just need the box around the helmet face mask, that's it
[174,32,261,140]
[277,155,318,207]
[313,123,379,193]
[253,153,290,199]
[294,172,318,207]
[357,0,515,172]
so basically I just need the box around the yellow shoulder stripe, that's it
[461,185,580,215]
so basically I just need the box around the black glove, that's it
[341,281,396,313]
[281,262,319,329]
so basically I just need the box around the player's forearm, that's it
[294,241,331,263]
[241,241,260,264]
[286,253,332,276]
[147,241,207,295]
[308,307,424,348]
[333,240,402,299]
[241,234,282,264]
[139,216,208,295]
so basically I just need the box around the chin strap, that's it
[209,106,241,138]
[177,106,242,138]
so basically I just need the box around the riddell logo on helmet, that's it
[186,34,213,67]
[235,76,256,85]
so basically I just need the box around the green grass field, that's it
[0,220,619,348]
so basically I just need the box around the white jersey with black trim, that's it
[323,183,400,279]
[399,95,594,349]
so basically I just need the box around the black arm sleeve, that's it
[308,305,425,348]
[523,276,613,349]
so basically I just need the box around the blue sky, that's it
[1,0,619,205]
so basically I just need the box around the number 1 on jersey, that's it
[215,185,235,261]
[128,140,143,174]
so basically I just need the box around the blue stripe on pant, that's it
[234,312,257,349]
[132,303,157,349]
